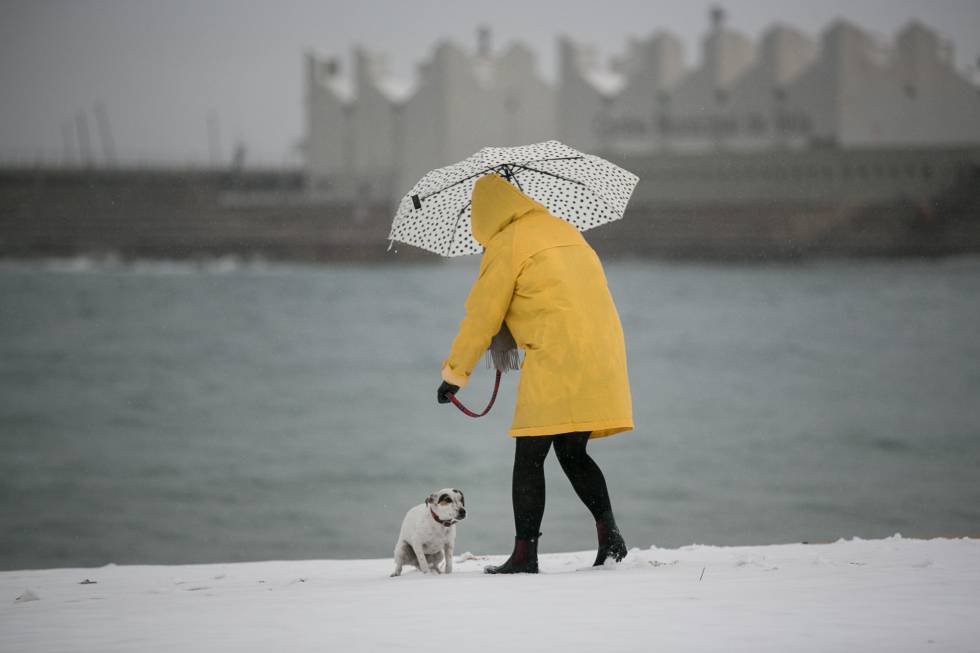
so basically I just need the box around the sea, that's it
[1,256,979,571]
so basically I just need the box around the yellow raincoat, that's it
[441,174,633,439]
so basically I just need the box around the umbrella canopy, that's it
[388,140,639,257]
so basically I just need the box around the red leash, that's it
[448,369,502,418]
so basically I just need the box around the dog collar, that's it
[430,508,455,528]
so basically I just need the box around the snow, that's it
[376,76,415,104]
[2,536,978,652]
[323,75,353,103]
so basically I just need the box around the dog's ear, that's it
[453,488,465,505]
[425,493,435,505]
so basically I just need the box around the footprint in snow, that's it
[15,589,40,603]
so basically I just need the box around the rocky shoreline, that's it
[2,165,978,263]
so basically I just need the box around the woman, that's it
[437,173,633,574]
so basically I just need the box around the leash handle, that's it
[449,369,502,418]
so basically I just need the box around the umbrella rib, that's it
[419,166,499,202]
[510,163,588,188]
[417,158,583,202]
[510,166,524,193]
[518,155,585,165]
[445,199,473,255]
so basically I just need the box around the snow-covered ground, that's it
[2,536,978,652]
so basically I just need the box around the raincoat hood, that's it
[470,174,548,247]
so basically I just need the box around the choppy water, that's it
[1,257,979,571]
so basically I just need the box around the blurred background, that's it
[1,0,978,571]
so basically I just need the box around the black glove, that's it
[437,381,460,404]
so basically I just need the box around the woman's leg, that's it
[553,432,627,565]
[511,435,553,538]
[485,435,552,574]
[552,432,611,520]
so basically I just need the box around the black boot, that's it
[484,534,541,574]
[593,512,627,566]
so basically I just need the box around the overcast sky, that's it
[1,0,978,167]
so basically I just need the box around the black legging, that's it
[512,432,612,539]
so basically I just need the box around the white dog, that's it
[391,488,466,576]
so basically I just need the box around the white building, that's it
[305,29,555,199]
[305,10,980,198]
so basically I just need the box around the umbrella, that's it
[388,140,639,257]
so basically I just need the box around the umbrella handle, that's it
[448,370,502,418]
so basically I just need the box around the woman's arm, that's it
[441,238,516,389]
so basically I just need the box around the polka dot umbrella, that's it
[388,140,639,257]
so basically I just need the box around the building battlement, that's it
[305,8,980,199]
